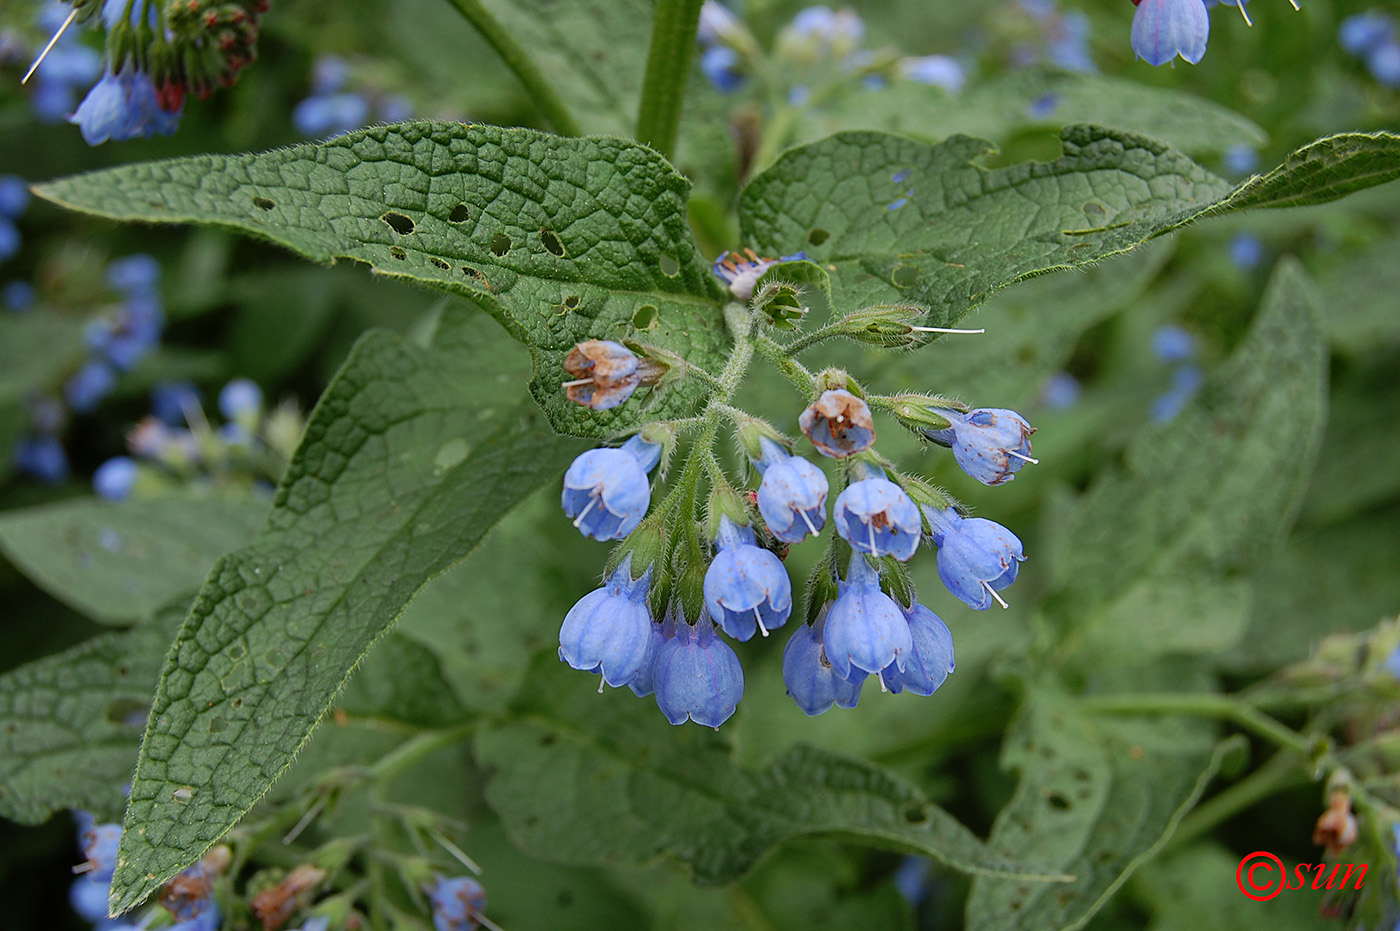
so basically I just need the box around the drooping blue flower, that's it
[1040,371,1081,410]
[712,249,810,301]
[106,254,161,295]
[1228,233,1266,269]
[700,45,745,92]
[799,388,875,459]
[427,874,488,931]
[3,280,36,312]
[94,456,139,501]
[786,5,865,52]
[924,506,1025,611]
[1151,324,1197,363]
[15,434,69,483]
[310,54,352,94]
[703,516,793,641]
[0,218,18,261]
[0,175,29,219]
[219,377,263,423]
[1223,144,1259,176]
[1151,364,1204,421]
[65,359,117,412]
[755,436,828,544]
[880,602,954,695]
[1339,11,1395,57]
[1130,0,1209,67]
[1048,11,1095,71]
[77,815,123,882]
[627,617,669,697]
[159,855,220,924]
[781,608,865,715]
[1367,40,1400,87]
[653,612,744,728]
[151,381,201,426]
[923,408,1036,486]
[900,55,965,92]
[562,339,644,410]
[823,555,912,680]
[292,91,371,137]
[70,65,182,146]
[559,556,655,687]
[561,435,662,540]
[833,471,921,561]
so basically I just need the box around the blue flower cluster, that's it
[696,4,965,100]
[293,54,413,138]
[11,253,168,485]
[69,812,225,930]
[92,376,303,500]
[554,334,1035,725]
[1339,10,1400,87]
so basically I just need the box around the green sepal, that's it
[868,392,965,435]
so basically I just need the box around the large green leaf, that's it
[739,126,1400,325]
[1046,259,1327,665]
[34,122,728,438]
[0,609,183,824]
[476,657,1068,886]
[477,0,652,136]
[0,496,266,626]
[105,308,584,913]
[786,68,1266,157]
[965,687,1230,931]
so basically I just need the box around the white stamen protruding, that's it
[1285,0,1299,10]
[283,795,329,844]
[597,674,606,694]
[909,325,986,335]
[475,911,508,931]
[431,829,484,875]
[983,581,1009,609]
[22,7,78,84]
[799,508,819,536]
[1008,450,1039,464]
[868,522,879,557]
[561,377,593,389]
[755,608,770,637]
[1235,0,1253,25]
[72,861,97,876]
[572,494,598,528]
[878,674,889,693]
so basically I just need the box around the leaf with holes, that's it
[0,496,267,626]
[964,686,1231,931]
[1045,259,1327,667]
[476,656,1070,886]
[739,127,1400,327]
[0,609,183,825]
[34,122,729,440]
[103,309,584,914]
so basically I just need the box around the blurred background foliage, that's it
[1,0,1398,928]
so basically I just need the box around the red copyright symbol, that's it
[1236,850,1285,901]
